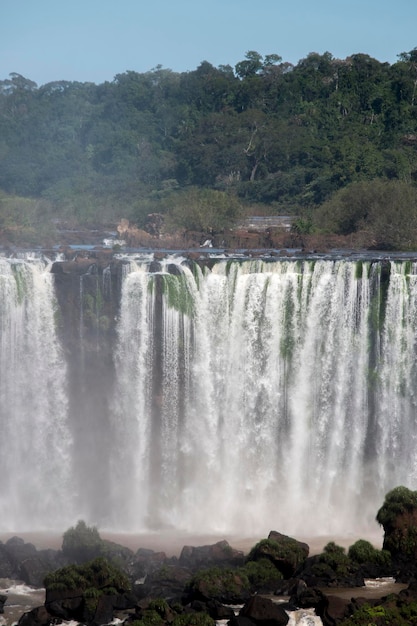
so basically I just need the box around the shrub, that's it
[148,599,170,615]
[314,179,417,249]
[339,601,417,625]
[319,542,352,577]
[241,558,283,588]
[164,187,242,233]
[187,566,250,600]
[129,609,165,626]
[172,613,215,626]
[348,539,391,567]
[44,557,131,594]
[376,486,417,529]
[62,520,103,563]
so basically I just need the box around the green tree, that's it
[164,187,242,233]
[62,520,103,563]
[314,179,417,248]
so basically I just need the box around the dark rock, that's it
[0,537,58,587]
[5,537,37,562]
[185,568,251,605]
[0,543,14,578]
[239,595,289,626]
[0,594,7,614]
[167,263,183,276]
[289,584,350,626]
[206,599,236,620]
[189,599,207,612]
[248,532,309,578]
[376,486,417,566]
[111,591,138,611]
[346,595,380,620]
[45,586,84,608]
[18,557,50,588]
[228,616,258,626]
[48,595,84,621]
[179,540,244,570]
[46,598,79,620]
[134,597,176,623]
[139,564,192,600]
[132,548,170,579]
[148,261,162,273]
[321,595,351,626]
[90,594,114,626]
[17,606,53,626]
[1,537,61,585]
[296,554,364,588]
[289,584,327,612]
[18,549,67,587]
[268,532,309,560]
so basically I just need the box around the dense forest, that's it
[1,48,417,248]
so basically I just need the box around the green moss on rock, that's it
[376,486,417,559]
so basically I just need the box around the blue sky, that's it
[1,0,416,86]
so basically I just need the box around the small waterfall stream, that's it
[0,257,72,529]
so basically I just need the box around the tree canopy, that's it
[1,47,417,247]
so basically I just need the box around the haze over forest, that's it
[1,47,417,249]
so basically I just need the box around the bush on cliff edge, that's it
[376,486,417,559]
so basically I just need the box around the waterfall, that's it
[2,254,417,538]
[110,257,417,537]
[0,257,72,530]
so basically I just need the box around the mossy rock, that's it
[44,557,131,595]
[186,566,251,603]
[240,557,283,590]
[246,532,308,577]
[348,539,391,568]
[376,486,417,560]
[62,520,103,563]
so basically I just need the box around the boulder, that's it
[18,549,67,588]
[89,594,114,626]
[247,532,309,578]
[289,583,327,612]
[321,595,351,626]
[296,554,364,588]
[138,564,192,600]
[46,588,137,625]
[376,486,417,567]
[45,587,84,619]
[206,599,236,620]
[5,537,37,564]
[179,540,244,570]
[289,583,350,626]
[17,606,52,626]
[132,548,170,580]
[238,595,289,626]
[185,567,251,604]
[0,594,6,614]
[0,537,65,585]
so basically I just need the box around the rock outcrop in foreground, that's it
[7,493,417,626]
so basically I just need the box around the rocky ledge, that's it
[5,490,417,626]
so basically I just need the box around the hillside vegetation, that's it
[1,48,417,248]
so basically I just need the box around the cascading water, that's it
[3,254,417,539]
[0,257,72,530]
[108,257,417,537]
